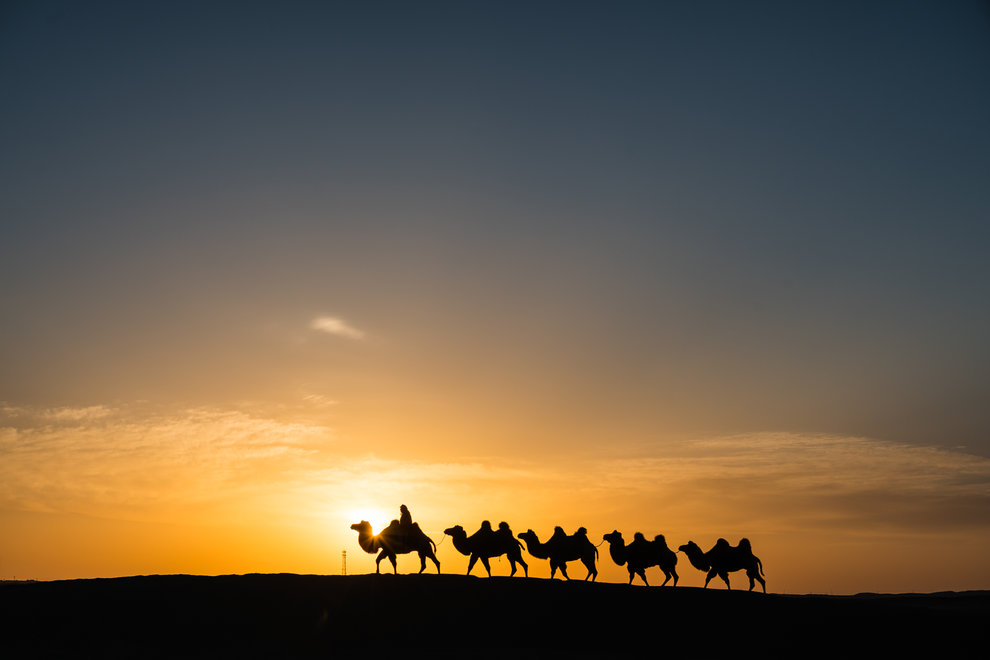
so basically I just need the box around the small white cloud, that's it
[309,316,365,340]
[302,394,338,408]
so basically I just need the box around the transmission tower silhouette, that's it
[341,549,347,575]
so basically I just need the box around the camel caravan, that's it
[350,505,767,592]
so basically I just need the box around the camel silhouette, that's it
[517,527,598,581]
[602,530,678,586]
[444,522,529,577]
[678,538,765,592]
[350,520,441,574]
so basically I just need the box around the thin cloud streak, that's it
[309,316,365,340]
[0,405,332,518]
[2,406,988,539]
[590,433,990,534]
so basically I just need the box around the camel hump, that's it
[739,537,753,552]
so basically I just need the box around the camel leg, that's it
[467,554,479,576]
[660,571,670,587]
[430,552,441,574]
[378,552,396,575]
[672,568,678,586]
[559,563,570,581]
[636,569,649,586]
[749,569,766,593]
[418,552,427,574]
[704,569,716,588]
[719,571,730,590]
[550,562,558,580]
[508,559,517,577]
[583,557,597,581]
[480,556,492,577]
[627,568,635,585]
[519,557,528,578]
[375,550,388,574]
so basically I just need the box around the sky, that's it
[1,1,989,593]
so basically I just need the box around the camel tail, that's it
[756,556,764,577]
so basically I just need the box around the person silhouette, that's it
[397,504,414,545]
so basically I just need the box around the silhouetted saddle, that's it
[380,519,428,548]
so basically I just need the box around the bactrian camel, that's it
[602,530,678,586]
[444,522,528,577]
[517,526,598,581]
[350,520,441,574]
[678,538,765,592]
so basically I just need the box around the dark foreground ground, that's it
[2,574,988,657]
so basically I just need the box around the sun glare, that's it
[348,508,390,535]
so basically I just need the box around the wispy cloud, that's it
[0,404,333,519]
[302,393,338,408]
[44,405,114,422]
[3,403,988,541]
[587,433,990,534]
[309,316,365,340]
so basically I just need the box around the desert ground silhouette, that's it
[3,574,987,657]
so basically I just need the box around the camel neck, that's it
[607,542,627,565]
[522,536,551,560]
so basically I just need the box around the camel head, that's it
[678,541,711,571]
[518,529,536,542]
[602,530,624,546]
[350,520,372,534]
[350,520,380,554]
[443,525,465,538]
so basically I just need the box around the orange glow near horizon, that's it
[2,402,989,593]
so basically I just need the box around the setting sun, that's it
[346,509,391,535]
